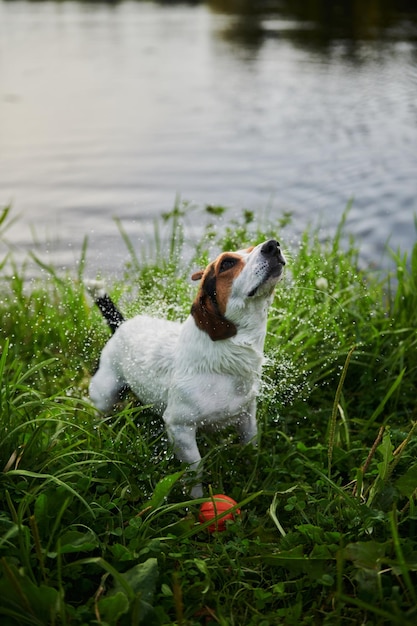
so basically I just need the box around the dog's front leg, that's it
[236,399,258,447]
[164,420,203,498]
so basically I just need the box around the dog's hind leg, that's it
[89,360,125,413]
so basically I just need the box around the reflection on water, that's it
[211,0,417,48]
[0,0,416,274]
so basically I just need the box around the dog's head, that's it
[191,239,286,341]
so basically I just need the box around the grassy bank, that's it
[1,204,417,625]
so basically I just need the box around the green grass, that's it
[1,202,417,625]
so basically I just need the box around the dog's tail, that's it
[84,280,125,334]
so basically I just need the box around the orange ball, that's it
[199,494,240,532]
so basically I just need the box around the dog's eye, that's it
[219,257,238,273]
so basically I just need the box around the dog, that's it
[87,239,286,497]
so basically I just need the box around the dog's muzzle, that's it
[261,239,286,273]
[248,239,286,297]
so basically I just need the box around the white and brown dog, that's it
[88,239,286,497]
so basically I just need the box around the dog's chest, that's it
[203,374,258,418]
[167,370,259,427]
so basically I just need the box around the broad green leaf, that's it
[145,471,184,511]
[108,558,159,623]
[161,583,173,597]
[117,558,158,603]
[343,541,387,570]
[396,463,417,498]
[0,561,62,622]
[376,429,394,481]
[296,524,325,543]
[263,545,328,579]
[98,591,129,623]
[310,543,336,560]
[110,543,135,562]
[57,529,98,554]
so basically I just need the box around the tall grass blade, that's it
[365,368,405,428]
[77,235,88,281]
[389,509,417,605]
[4,470,95,518]
[328,345,355,479]
[114,217,141,273]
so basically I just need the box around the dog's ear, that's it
[191,270,204,281]
[191,267,237,341]
[191,297,237,341]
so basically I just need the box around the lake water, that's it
[1,0,417,276]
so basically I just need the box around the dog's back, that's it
[90,315,181,414]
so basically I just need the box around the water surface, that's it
[1,0,417,274]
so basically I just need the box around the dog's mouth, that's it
[247,262,285,298]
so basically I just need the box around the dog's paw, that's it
[190,483,204,499]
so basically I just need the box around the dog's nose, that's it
[261,239,286,265]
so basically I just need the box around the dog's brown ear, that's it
[191,296,237,341]
[191,270,204,281]
[191,266,237,341]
